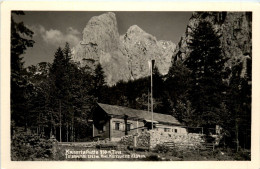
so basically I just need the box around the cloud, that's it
[26,24,40,37]
[29,25,81,47]
[39,25,46,34]
[67,27,80,35]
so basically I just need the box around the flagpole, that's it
[148,60,154,130]
[151,63,153,130]
[148,89,149,113]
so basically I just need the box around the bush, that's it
[153,144,171,153]
[234,150,251,160]
[11,132,54,160]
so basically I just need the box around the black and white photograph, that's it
[9,10,253,161]
[2,2,259,167]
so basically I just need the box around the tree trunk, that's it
[43,127,45,137]
[72,125,74,142]
[54,126,56,139]
[236,119,239,152]
[70,122,74,142]
[59,100,62,142]
[50,110,53,138]
[66,122,69,142]
[72,116,75,142]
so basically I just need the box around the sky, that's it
[13,11,192,67]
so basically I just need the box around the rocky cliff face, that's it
[173,12,252,77]
[72,12,176,85]
[120,25,175,80]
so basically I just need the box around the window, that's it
[103,125,106,132]
[127,124,131,131]
[175,129,178,133]
[115,122,120,130]
[164,128,170,132]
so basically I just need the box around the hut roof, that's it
[97,103,182,125]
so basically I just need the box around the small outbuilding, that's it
[93,103,187,141]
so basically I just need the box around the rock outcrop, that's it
[172,12,252,77]
[120,25,175,80]
[72,12,176,85]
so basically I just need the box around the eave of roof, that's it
[97,103,182,126]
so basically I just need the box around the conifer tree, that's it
[165,61,192,123]
[225,58,251,150]
[49,47,65,141]
[152,66,164,99]
[63,42,72,62]
[93,63,106,101]
[11,11,35,131]
[184,21,227,130]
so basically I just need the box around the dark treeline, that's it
[12,42,99,142]
[11,12,251,152]
[11,12,101,142]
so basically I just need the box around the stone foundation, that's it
[120,130,205,150]
[149,130,204,149]
[120,132,150,147]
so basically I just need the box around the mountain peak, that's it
[88,12,116,25]
[127,25,145,34]
[72,12,176,85]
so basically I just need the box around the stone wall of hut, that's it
[120,130,205,150]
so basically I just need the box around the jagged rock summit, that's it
[72,12,176,85]
[120,25,175,79]
[82,12,120,53]
[172,12,252,77]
